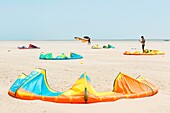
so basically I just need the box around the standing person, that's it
[139,36,145,53]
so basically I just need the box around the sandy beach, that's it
[0,40,170,113]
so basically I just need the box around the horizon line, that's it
[0,39,170,41]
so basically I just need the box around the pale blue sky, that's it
[0,0,170,40]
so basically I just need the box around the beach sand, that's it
[0,40,170,113]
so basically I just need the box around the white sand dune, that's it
[0,40,170,113]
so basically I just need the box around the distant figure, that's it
[139,36,145,53]
[84,36,91,45]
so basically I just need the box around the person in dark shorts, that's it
[139,36,145,53]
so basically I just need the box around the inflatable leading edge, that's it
[8,69,158,104]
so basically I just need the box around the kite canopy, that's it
[91,44,102,49]
[39,52,83,60]
[124,49,165,55]
[74,37,89,43]
[18,44,40,49]
[103,44,115,49]
[8,68,158,104]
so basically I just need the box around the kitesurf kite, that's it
[8,68,158,104]
[39,52,83,60]
[18,44,40,49]
[124,49,165,55]
[75,36,91,44]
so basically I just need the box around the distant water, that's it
[40,39,169,41]
[92,39,170,41]
[0,39,169,41]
